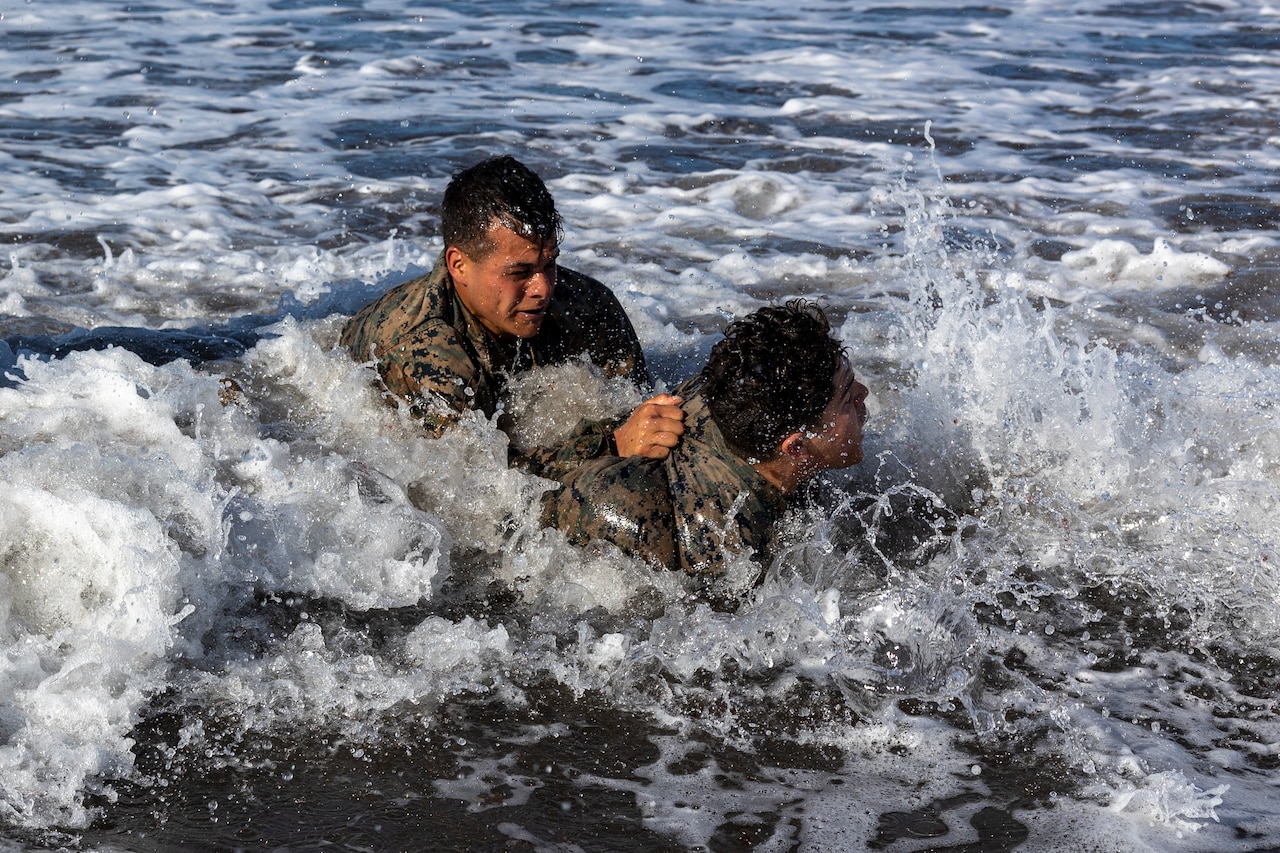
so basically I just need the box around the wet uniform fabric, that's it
[543,380,786,581]
[340,255,650,481]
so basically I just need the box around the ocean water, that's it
[2,0,1279,850]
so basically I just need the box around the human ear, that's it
[778,431,809,461]
[445,246,469,282]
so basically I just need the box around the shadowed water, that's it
[2,1,1279,851]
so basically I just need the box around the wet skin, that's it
[444,221,685,459]
[445,223,559,340]
[804,358,870,471]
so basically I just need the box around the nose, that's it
[526,266,554,300]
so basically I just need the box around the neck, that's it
[751,455,807,497]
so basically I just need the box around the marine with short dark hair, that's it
[543,300,869,593]
[340,155,685,480]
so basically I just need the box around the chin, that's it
[511,321,544,338]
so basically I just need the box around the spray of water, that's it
[0,158,1272,844]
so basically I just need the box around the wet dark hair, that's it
[441,155,563,258]
[700,299,844,461]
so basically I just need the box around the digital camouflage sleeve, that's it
[542,385,785,583]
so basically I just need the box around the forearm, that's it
[512,416,620,482]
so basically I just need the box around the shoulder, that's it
[545,455,676,567]
[341,270,494,409]
[340,269,454,356]
[555,453,670,507]
[664,394,781,573]
[556,265,612,295]
[553,267,630,316]
[537,265,649,383]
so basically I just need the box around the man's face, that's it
[446,222,559,340]
[805,358,869,471]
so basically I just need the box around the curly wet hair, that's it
[441,155,563,258]
[700,300,845,461]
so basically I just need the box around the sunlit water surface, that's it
[2,1,1279,851]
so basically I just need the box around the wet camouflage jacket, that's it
[543,379,786,581]
[340,255,650,480]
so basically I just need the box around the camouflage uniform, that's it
[340,255,650,480]
[543,379,786,581]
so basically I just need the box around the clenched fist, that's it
[613,394,686,459]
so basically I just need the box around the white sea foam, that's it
[2,0,1279,848]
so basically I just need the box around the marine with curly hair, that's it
[543,300,869,598]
